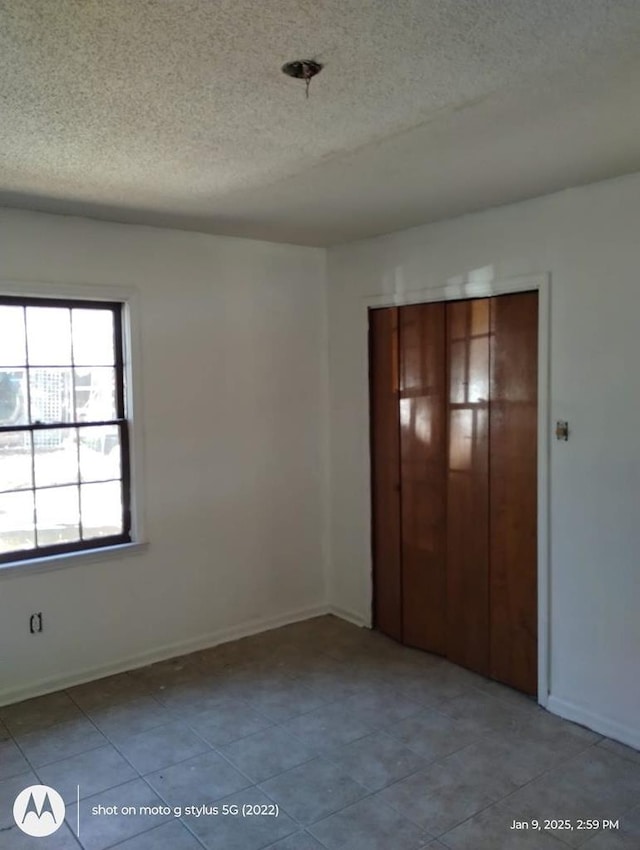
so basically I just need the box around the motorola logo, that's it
[13,785,66,837]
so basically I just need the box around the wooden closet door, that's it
[489,292,538,696]
[369,307,402,641]
[399,303,447,654]
[446,299,491,676]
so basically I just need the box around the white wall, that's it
[3,174,639,749]
[0,208,328,703]
[326,173,640,749]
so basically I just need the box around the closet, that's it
[369,292,538,696]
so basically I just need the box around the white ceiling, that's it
[1,0,640,246]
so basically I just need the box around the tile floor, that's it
[1,615,639,849]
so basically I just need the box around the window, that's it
[0,296,131,563]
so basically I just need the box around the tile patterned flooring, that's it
[1,615,639,849]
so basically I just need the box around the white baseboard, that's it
[328,604,370,628]
[0,603,331,708]
[547,695,640,751]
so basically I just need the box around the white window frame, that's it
[0,280,147,577]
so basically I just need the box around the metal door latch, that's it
[555,420,569,441]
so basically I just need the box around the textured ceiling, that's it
[1,0,640,245]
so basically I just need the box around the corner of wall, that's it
[319,248,333,612]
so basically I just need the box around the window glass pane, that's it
[79,425,121,482]
[0,369,28,426]
[34,429,78,488]
[35,485,80,545]
[81,481,123,539]
[72,309,115,366]
[0,306,27,366]
[0,432,33,492]
[29,368,74,424]
[74,367,117,421]
[26,307,72,366]
[0,490,35,554]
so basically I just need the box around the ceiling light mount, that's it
[281,59,323,98]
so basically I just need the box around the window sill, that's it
[0,542,149,580]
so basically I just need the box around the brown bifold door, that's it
[445,299,491,676]
[369,294,538,697]
[489,292,538,696]
[399,303,447,654]
[369,307,402,641]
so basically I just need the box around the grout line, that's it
[99,818,209,850]
[259,828,325,850]
[431,738,613,846]
[4,625,637,850]
[7,729,85,849]
[595,738,640,765]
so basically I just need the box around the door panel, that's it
[446,299,490,676]
[369,307,402,641]
[399,303,447,654]
[489,292,538,695]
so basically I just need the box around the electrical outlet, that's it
[29,613,43,634]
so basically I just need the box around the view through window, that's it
[0,297,130,562]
